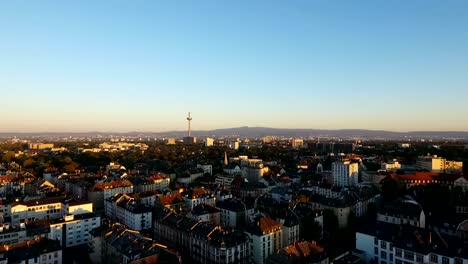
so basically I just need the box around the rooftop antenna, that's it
[186,112,193,137]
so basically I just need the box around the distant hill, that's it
[1,127,468,139]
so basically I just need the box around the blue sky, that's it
[1,0,467,132]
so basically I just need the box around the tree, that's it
[381,176,403,202]
[301,215,322,241]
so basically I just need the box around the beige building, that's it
[28,143,54,150]
[416,155,463,173]
[291,139,304,149]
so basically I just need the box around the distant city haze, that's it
[1,1,467,132]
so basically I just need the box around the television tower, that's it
[186,112,193,137]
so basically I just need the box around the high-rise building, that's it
[332,160,359,187]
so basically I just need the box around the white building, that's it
[357,222,468,264]
[105,193,152,231]
[216,198,254,228]
[377,198,426,229]
[332,161,359,187]
[49,213,100,248]
[10,197,93,226]
[183,188,216,210]
[246,216,283,264]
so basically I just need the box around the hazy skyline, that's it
[1,1,468,132]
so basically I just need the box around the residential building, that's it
[182,188,216,210]
[102,224,180,264]
[291,139,304,149]
[105,193,152,231]
[129,173,170,193]
[245,216,283,264]
[88,180,134,212]
[357,222,468,264]
[10,197,68,225]
[381,159,402,171]
[416,155,463,173]
[332,161,359,187]
[277,210,300,246]
[188,204,220,225]
[49,213,100,248]
[377,197,426,228]
[190,223,250,264]
[0,237,62,264]
[215,174,235,187]
[28,143,54,150]
[216,198,254,228]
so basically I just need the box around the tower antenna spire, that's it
[186,112,193,137]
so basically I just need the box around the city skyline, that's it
[1,0,468,132]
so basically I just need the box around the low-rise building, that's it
[0,237,62,264]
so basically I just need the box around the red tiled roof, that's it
[93,180,133,191]
[159,193,183,207]
[130,255,159,264]
[258,216,282,234]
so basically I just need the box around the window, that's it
[396,249,402,257]
[404,251,414,261]
[455,258,463,264]
[381,241,387,249]
[375,238,379,245]
[390,254,393,262]
[375,247,379,255]
[396,260,402,264]
[389,243,393,251]
[381,251,387,259]
[430,254,438,263]
[442,257,450,264]
[416,254,423,263]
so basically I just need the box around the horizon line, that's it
[1,126,468,134]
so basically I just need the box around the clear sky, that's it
[1,0,467,132]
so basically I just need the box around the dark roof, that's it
[379,198,424,219]
[191,204,220,216]
[216,198,252,212]
[266,241,327,264]
[0,238,61,262]
[245,216,282,236]
[359,222,468,259]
